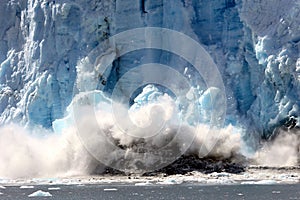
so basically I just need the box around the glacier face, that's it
[240,0,300,138]
[0,0,115,127]
[0,0,299,142]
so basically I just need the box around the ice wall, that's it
[0,0,115,127]
[240,0,300,138]
[0,0,299,142]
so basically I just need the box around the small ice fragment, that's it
[0,192,3,195]
[20,185,34,189]
[256,180,278,185]
[272,191,281,194]
[157,178,183,185]
[0,186,5,189]
[197,178,207,183]
[213,172,230,177]
[48,187,61,191]
[207,179,236,184]
[183,67,188,75]
[104,188,118,192]
[135,181,152,186]
[241,181,256,185]
[237,193,244,196]
[28,190,52,197]
[241,180,277,185]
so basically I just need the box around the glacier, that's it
[0,0,299,149]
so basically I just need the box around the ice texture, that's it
[0,0,299,143]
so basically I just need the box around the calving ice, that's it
[0,0,299,178]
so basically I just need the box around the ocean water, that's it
[0,183,299,200]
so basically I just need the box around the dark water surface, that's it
[0,183,299,200]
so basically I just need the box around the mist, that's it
[0,91,298,178]
[0,91,246,178]
[0,125,95,179]
[254,129,299,167]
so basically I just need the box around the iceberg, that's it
[28,190,52,197]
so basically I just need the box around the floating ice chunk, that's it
[20,185,34,189]
[0,186,5,189]
[196,178,207,184]
[103,188,118,192]
[211,172,231,177]
[0,180,8,184]
[28,190,52,197]
[240,181,257,185]
[255,180,278,184]
[241,180,278,185]
[272,191,281,194]
[32,178,59,185]
[207,178,237,185]
[278,174,298,181]
[48,187,61,191]
[76,184,85,187]
[183,67,188,75]
[135,181,153,186]
[157,178,183,185]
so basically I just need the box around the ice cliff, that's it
[0,0,299,144]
